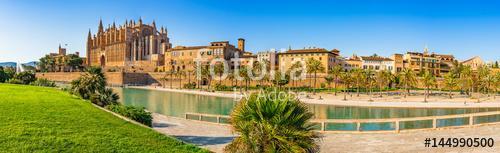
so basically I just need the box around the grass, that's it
[0,83,209,153]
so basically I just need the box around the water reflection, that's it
[114,88,499,120]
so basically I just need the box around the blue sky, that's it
[0,0,499,62]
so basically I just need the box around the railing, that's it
[311,111,500,133]
[185,111,500,133]
[184,112,231,124]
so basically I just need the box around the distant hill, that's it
[0,62,16,68]
[0,61,38,68]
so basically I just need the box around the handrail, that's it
[185,112,231,124]
[184,111,500,133]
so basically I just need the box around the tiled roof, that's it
[360,56,393,61]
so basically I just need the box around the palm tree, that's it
[364,69,375,101]
[422,70,436,102]
[70,67,106,99]
[481,72,495,97]
[351,68,364,97]
[290,61,304,89]
[375,70,391,97]
[225,91,319,153]
[443,72,458,99]
[177,69,185,89]
[399,68,417,98]
[324,75,334,90]
[214,62,225,85]
[238,66,250,91]
[340,71,353,101]
[201,65,211,90]
[306,58,325,94]
[329,65,343,95]
[460,65,473,97]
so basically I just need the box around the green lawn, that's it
[0,84,208,153]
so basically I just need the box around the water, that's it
[115,88,499,119]
[114,88,500,131]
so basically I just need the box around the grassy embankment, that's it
[0,83,208,152]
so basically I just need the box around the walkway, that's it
[152,113,500,153]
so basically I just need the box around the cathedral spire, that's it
[87,29,92,40]
[152,20,156,28]
[98,18,104,33]
[139,17,143,25]
[112,21,116,29]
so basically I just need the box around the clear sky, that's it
[1,0,499,63]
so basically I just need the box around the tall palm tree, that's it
[422,70,436,102]
[324,75,334,89]
[290,61,304,89]
[340,71,353,101]
[375,70,391,97]
[306,58,325,94]
[177,69,185,89]
[225,91,319,153]
[481,72,495,97]
[214,62,225,85]
[351,68,364,97]
[460,65,473,97]
[443,72,458,99]
[364,69,375,101]
[238,66,250,91]
[399,68,417,98]
[329,65,343,95]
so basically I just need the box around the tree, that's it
[39,55,55,72]
[351,68,364,97]
[481,72,495,97]
[66,54,83,72]
[443,72,458,99]
[214,62,225,85]
[13,71,36,84]
[459,65,473,97]
[225,91,319,153]
[238,66,250,91]
[364,69,375,101]
[177,69,185,89]
[340,71,353,101]
[399,68,417,98]
[421,70,436,102]
[272,72,290,89]
[0,66,8,83]
[375,70,391,97]
[70,67,106,99]
[290,61,304,88]
[306,58,325,94]
[324,75,334,89]
[329,65,343,95]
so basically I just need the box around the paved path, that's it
[152,114,235,152]
[152,113,500,153]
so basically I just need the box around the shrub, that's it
[89,88,119,107]
[106,104,152,127]
[30,78,56,87]
[183,82,196,89]
[13,71,36,84]
[7,79,24,84]
[225,90,319,152]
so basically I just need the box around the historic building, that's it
[360,55,395,72]
[86,18,171,72]
[277,48,340,74]
[390,54,404,73]
[164,39,244,72]
[340,54,362,71]
[46,44,82,72]
[461,56,484,71]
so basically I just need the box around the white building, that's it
[360,56,395,72]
